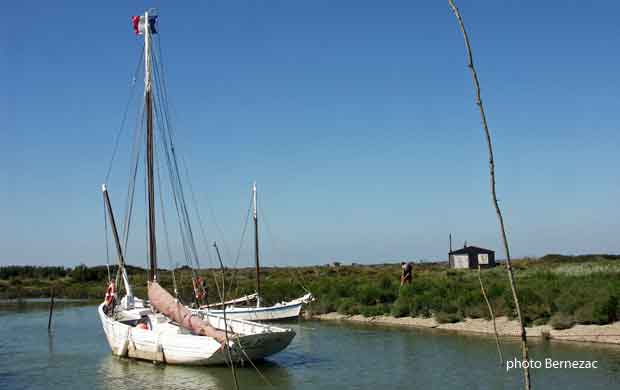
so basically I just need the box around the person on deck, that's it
[401,261,413,286]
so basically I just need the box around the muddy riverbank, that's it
[312,312,620,345]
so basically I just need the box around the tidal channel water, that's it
[1,302,619,389]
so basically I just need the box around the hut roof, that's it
[449,246,494,255]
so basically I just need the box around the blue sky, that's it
[1,1,619,268]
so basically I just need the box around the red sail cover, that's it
[148,281,227,343]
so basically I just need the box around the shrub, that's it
[601,295,619,323]
[337,298,361,315]
[435,311,463,324]
[464,304,489,319]
[361,304,388,317]
[356,284,381,306]
[310,298,337,314]
[517,287,551,325]
[555,289,583,315]
[402,285,443,317]
[391,298,411,318]
[549,313,575,330]
[575,295,619,325]
[574,303,605,325]
[502,289,516,319]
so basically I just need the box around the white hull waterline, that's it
[99,299,295,365]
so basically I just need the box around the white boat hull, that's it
[200,293,313,321]
[98,302,295,365]
[204,301,302,321]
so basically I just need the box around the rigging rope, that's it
[103,194,111,284]
[153,35,240,307]
[225,193,254,298]
[143,151,150,275]
[178,153,226,301]
[104,48,144,184]
[102,46,143,293]
[155,141,179,297]
[112,97,145,296]
[213,241,240,390]
[152,64,192,270]
[151,44,209,303]
[236,340,275,388]
[113,103,145,291]
[260,201,312,294]
[154,35,233,270]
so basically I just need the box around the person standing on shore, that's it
[401,261,413,286]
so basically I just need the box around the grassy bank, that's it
[1,254,619,330]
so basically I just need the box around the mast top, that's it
[252,181,258,220]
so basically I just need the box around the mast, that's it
[144,11,158,282]
[253,181,261,306]
[102,184,133,304]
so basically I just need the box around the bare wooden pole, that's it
[478,265,503,365]
[447,1,530,388]
[47,286,55,331]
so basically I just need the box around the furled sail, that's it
[148,281,228,343]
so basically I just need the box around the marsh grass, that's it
[1,254,619,328]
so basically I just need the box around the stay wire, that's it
[260,203,311,294]
[155,44,233,296]
[103,194,111,284]
[154,68,196,275]
[150,55,188,262]
[114,91,145,293]
[105,47,143,291]
[104,47,144,184]
[155,136,178,297]
[156,106,193,273]
[121,103,145,256]
[153,77,193,274]
[151,46,207,300]
[144,138,150,273]
[155,36,232,270]
[213,241,240,390]
[226,192,254,299]
[177,152,225,301]
[236,340,275,388]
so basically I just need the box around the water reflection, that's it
[0,300,93,316]
[47,331,54,357]
[96,355,292,390]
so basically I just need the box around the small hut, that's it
[449,246,495,269]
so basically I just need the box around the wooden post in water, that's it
[447,1,531,388]
[48,287,55,331]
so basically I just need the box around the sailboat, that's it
[98,10,295,365]
[198,182,313,321]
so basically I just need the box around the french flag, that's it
[132,15,158,35]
